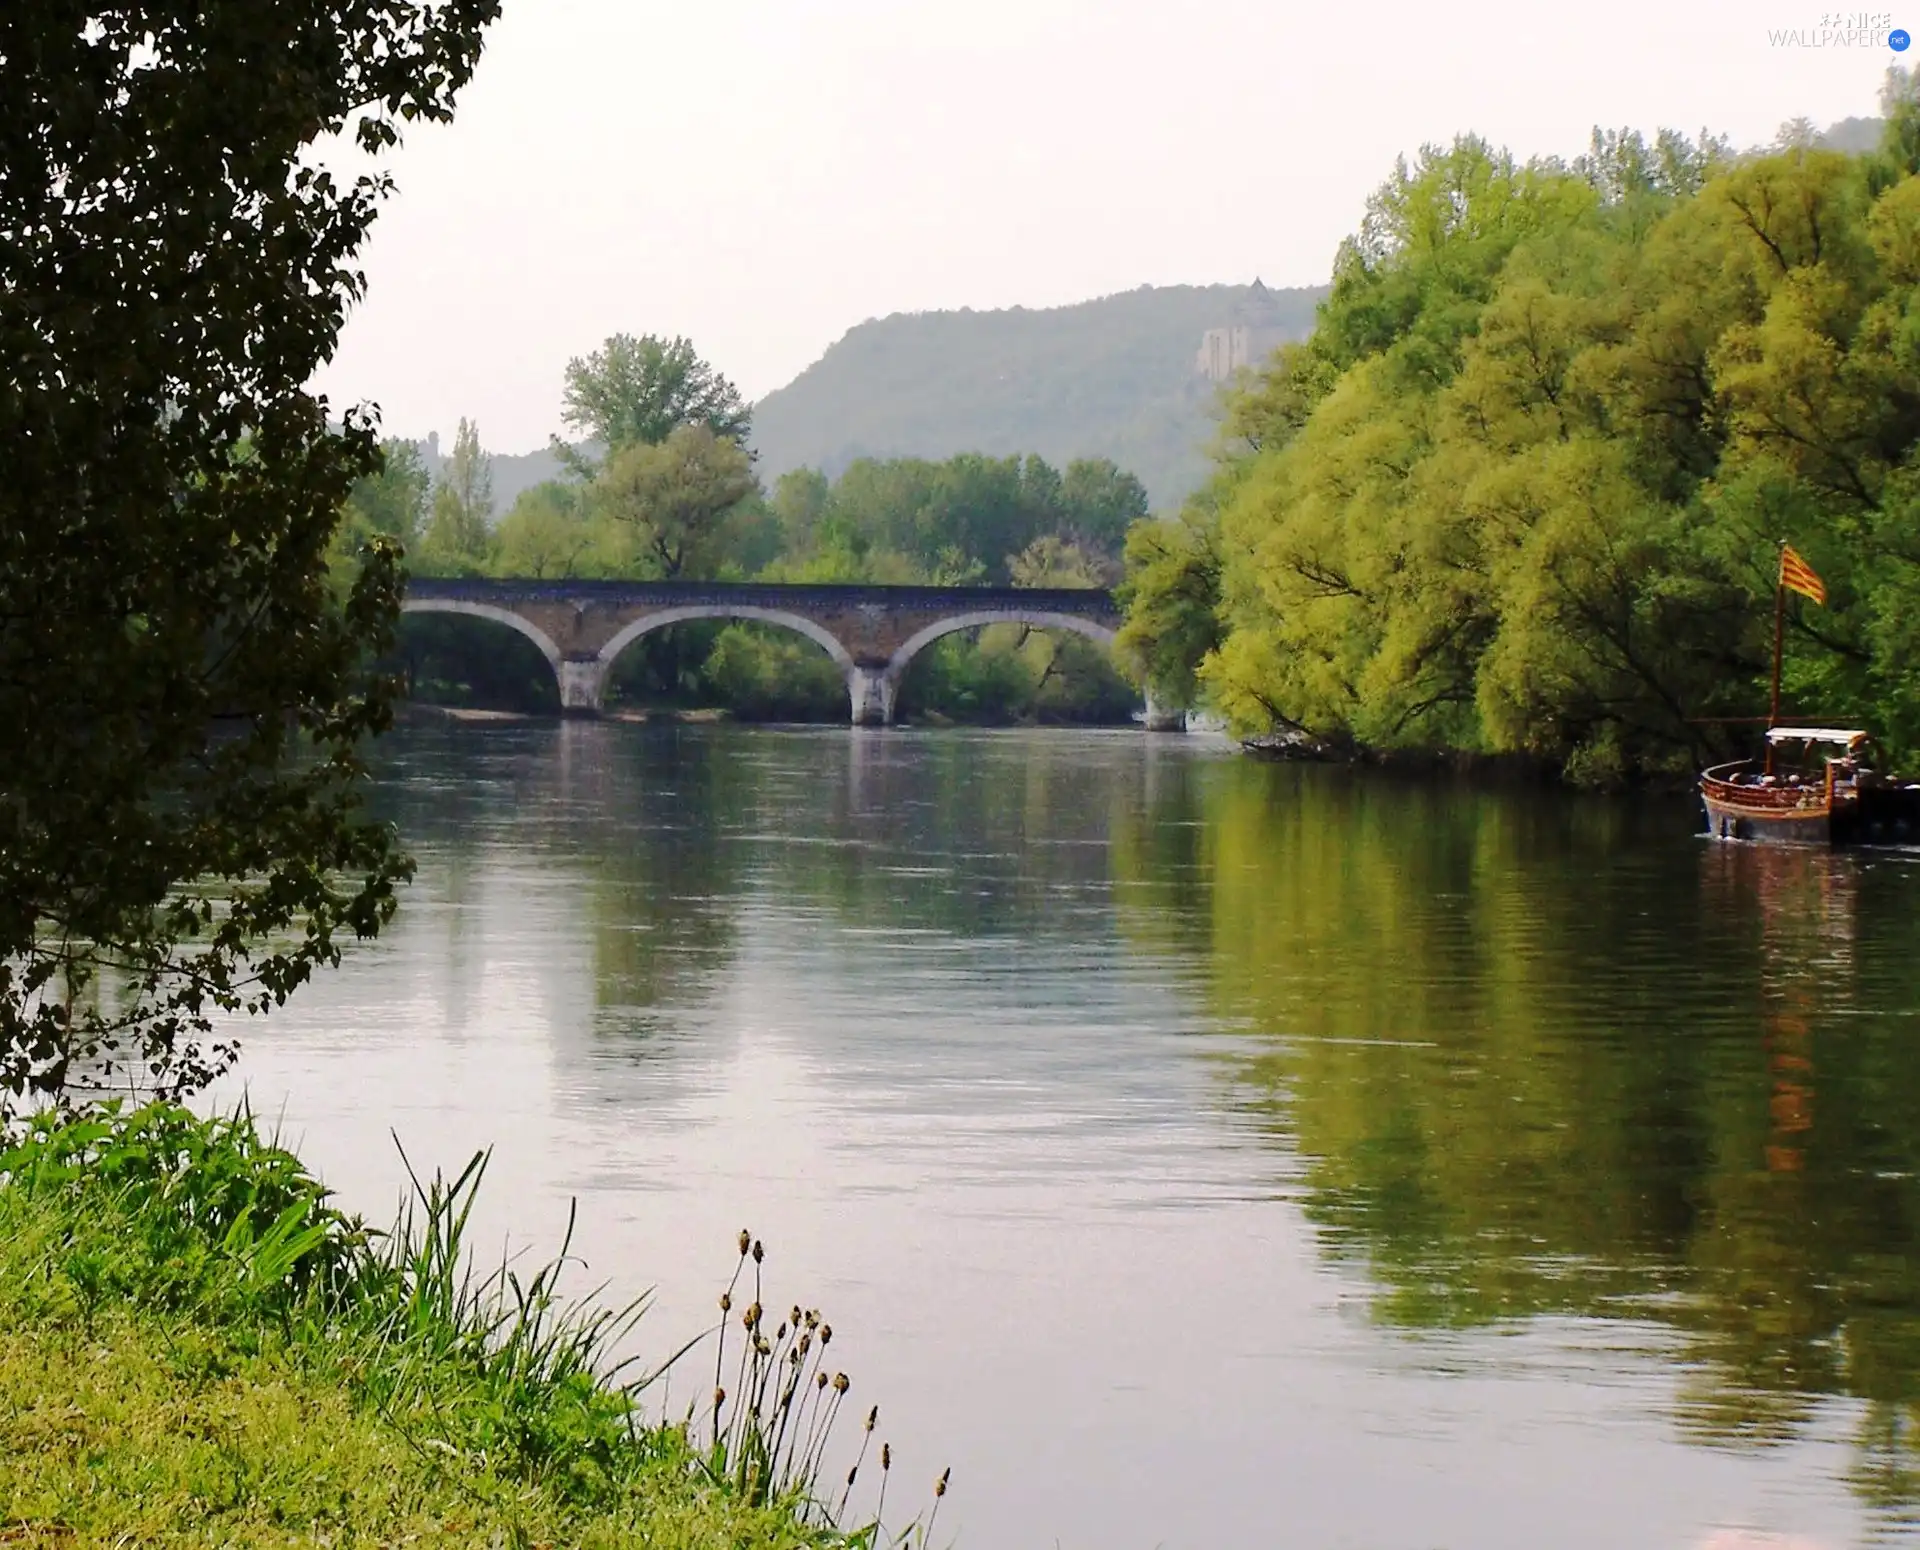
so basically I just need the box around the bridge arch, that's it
[399,598,566,670]
[875,609,1125,729]
[885,609,1118,679]
[597,605,857,676]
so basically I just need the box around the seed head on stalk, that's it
[927,1465,953,1541]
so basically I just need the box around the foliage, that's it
[0,0,499,1104]
[493,478,598,578]
[400,435,1146,724]
[703,625,847,722]
[0,1103,932,1545]
[597,426,761,580]
[396,614,560,713]
[416,417,495,574]
[1113,515,1224,709]
[1007,535,1120,589]
[330,437,431,569]
[1123,103,1920,775]
[770,468,835,555]
[562,334,753,470]
[1058,458,1151,552]
[766,452,1144,586]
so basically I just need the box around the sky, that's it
[312,0,1907,454]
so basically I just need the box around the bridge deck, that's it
[405,577,1118,614]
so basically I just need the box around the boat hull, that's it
[1701,762,1920,846]
[1700,790,1834,845]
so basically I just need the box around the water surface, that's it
[219,722,1920,1549]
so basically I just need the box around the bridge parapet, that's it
[399,578,1166,728]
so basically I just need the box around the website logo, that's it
[1767,11,1906,45]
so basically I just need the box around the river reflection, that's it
[219,723,1920,1549]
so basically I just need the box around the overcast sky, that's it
[311,0,1903,453]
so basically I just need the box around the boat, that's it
[1701,727,1920,845]
[1698,542,1920,846]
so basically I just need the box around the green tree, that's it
[0,0,496,1104]
[595,425,758,579]
[417,417,494,573]
[492,480,596,578]
[1059,458,1151,556]
[442,416,494,523]
[327,436,431,581]
[770,468,832,553]
[1114,515,1224,710]
[702,623,846,721]
[418,488,491,574]
[1129,123,1920,776]
[341,438,431,548]
[1007,534,1119,589]
[560,334,751,465]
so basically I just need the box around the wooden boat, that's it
[1699,544,1920,846]
[1701,727,1920,846]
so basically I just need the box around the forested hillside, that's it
[749,283,1324,509]
[1119,98,1920,781]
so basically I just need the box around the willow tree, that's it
[0,1,498,1103]
[1129,110,1920,777]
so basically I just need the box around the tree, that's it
[560,334,751,464]
[1114,516,1224,709]
[441,417,494,527]
[0,0,497,1105]
[770,468,832,553]
[595,425,759,579]
[328,436,430,581]
[342,438,431,547]
[1008,534,1120,589]
[417,417,494,572]
[492,481,597,579]
[1133,124,1920,777]
[418,484,492,573]
[1059,458,1151,557]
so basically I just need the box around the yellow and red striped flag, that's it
[1780,544,1827,606]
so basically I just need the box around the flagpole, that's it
[1770,540,1786,730]
[1765,541,1786,776]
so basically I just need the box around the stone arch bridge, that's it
[402,578,1180,728]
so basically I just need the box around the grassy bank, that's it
[0,1105,908,1549]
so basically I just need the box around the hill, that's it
[747,281,1325,511]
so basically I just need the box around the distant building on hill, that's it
[1194,279,1299,383]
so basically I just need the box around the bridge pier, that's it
[847,665,899,727]
[558,657,609,717]
[1143,694,1186,732]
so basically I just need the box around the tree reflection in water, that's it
[1114,760,1920,1530]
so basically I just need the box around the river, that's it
[213,720,1920,1549]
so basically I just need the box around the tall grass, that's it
[0,1102,947,1547]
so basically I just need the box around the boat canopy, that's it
[1766,726,1871,748]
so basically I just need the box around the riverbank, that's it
[0,1105,858,1549]
[1238,727,1711,793]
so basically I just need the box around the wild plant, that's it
[694,1228,951,1545]
[0,1102,955,1544]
